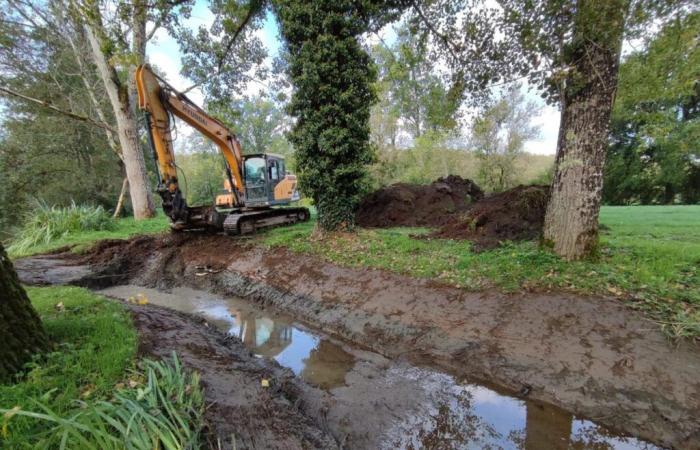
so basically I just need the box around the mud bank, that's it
[15,235,700,449]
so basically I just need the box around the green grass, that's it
[1,354,205,450]
[262,205,700,339]
[8,214,169,258]
[0,287,137,447]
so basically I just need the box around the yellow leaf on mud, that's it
[261,379,270,387]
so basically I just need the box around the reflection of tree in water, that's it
[300,340,355,390]
[389,385,501,449]
[569,421,657,450]
[509,402,656,450]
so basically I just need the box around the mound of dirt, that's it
[431,185,549,250]
[356,175,484,227]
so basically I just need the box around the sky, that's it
[147,3,561,155]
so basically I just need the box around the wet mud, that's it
[15,236,700,449]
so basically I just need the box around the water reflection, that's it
[98,286,660,449]
[383,368,659,449]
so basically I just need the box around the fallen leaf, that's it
[261,379,270,388]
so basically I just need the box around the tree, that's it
[371,21,460,141]
[211,96,290,156]
[471,85,541,192]
[0,7,125,232]
[272,0,403,230]
[0,243,48,381]
[604,12,700,205]
[408,0,692,259]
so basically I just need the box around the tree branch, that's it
[0,86,117,133]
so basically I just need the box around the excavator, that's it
[135,64,309,234]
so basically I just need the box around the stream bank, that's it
[14,234,700,449]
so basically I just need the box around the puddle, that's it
[99,285,661,450]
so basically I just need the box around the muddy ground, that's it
[14,235,700,449]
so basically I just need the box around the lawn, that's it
[262,205,700,339]
[0,287,137,446]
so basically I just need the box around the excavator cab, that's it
[215,153,299,208]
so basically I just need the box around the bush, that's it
[8,201,115,255]
[1,353,205,450]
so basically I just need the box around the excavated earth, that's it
[356,175,485,228]
[14,234,700,450]
[357,178,550,250]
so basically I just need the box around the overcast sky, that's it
[147,4,561,155]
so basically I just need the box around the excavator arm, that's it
[135,64,245,224]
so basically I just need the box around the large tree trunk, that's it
[84,26,155,220]
[543,0,627,260]
[0,243,48,381]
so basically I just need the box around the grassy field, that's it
[0,287,137,446]
[263,205,700,339]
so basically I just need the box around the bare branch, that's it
[0,85,117,133]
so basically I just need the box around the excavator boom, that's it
[135,64,309,233]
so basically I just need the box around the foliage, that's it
[263,205,700,339]
[0,286,137,447]
[370,20,460,140]
[368,129,553,190]
[7,214,168,259]
[1,353,204,450]
[8,203,115,256]
[273,0,389,230]
[210,95,294,160]
[604,12,700,205]
[471,85,541,192]
[177,1,267,102]
[0,8,124,235]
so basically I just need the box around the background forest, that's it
[1,8,698,239]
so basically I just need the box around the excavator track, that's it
[222,207,310,235]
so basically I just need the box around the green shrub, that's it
[1,353,204,450]
[8,201,115,255]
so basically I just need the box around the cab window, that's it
[245,157,266,185]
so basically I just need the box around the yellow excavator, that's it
[135,64,309,233]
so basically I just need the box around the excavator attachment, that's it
[135,64,309,233]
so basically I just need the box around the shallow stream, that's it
[99,285,660,450]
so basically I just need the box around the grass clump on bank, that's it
[2,354,204,450]
[8,202,115,256]
[0,286,137,446]
[8,208,168,258]
[262,205,700,339]
[0,287,205,449]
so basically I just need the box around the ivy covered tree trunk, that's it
[543,0,627,260]
[273,0,377,230]
[0,243,48,381]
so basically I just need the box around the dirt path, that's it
[15,234,700,449]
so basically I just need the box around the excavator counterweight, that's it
[135,64,309,234]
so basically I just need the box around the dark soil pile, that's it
[431,185,549,250]
[356,176,484,227]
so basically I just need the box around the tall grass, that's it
[1,353,205,450]
[8,201,115,255]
